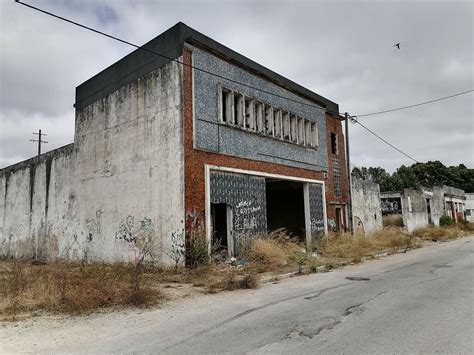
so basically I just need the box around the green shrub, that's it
[187,234,209,269]
[439,215,453,227]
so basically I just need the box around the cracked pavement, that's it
[1,237,473,354]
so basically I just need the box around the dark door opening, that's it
[266,179,305,242]
[426,198,432,224]
[211,203,229,251]
[335,207,343,232]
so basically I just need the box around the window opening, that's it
[331,132,338,154]
[274,109,282,138]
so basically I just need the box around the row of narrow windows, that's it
[220,87,319,148]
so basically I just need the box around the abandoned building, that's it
[381,185,466,232]
[351,178,383,235]
[0,23,349,264]
[465,193,474,223]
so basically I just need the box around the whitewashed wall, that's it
[0,60,184,264]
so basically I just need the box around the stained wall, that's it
[0,61,184,264]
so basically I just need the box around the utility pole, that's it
[30,129,48,157]
[344,113,353,234]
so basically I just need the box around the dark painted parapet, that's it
[75,22,339,114]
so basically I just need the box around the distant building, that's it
[381,185,466,232]
[465,193,474,223]
[351,179,383,235]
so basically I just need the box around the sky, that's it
[0,0,473,172]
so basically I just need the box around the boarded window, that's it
[218,86,318,148]
[234,93,244,127]
[221,88,233,124]
[297,117,304,144]
[290,114,297,142]
[311,123,318,147]
[274,109,282,138]
[304,120,312,146]
[245,98,255,130]
[265,105,274,136]
[282,111,290,140]
[255,101,264,133]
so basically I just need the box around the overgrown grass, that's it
[383,214,404,227]
[0,261,162,320]
[1,224,469,320]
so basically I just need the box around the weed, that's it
[167,230,185,271]
[383,214,404,227]
[249,239,287,270]
[439,215,453,227]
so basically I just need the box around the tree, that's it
[351,162,474,193]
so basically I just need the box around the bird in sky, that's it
[394,43,400,49]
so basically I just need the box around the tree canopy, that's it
[351,161,474,193]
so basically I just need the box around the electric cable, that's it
[352,119,419,163]
[356,89,473,118]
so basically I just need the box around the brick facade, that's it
[183,47,348,236]
[325,114,349,231]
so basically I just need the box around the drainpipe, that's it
[345,112,353,234]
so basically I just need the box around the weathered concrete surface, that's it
[0,60,184,264]
[402,188,429,233]
[466,193,474,223]
[2,237,472,354]
[351,178,383,235]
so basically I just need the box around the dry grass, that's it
[383,214,404,227]
[248,239,287,270]
[0,261,163,320]
[1,225,467,320]
[316,225,465,266]
[411,226,463,242]
[458,221,474,232]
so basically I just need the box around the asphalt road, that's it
[2,237,473,354]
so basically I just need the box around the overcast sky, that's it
[1,0,472,172]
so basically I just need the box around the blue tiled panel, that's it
[210,171,267,252]
[193,48,328,171]
[309,183,325,242]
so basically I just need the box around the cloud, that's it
[0,0,472,170]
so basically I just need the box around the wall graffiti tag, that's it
[115,216,155,262]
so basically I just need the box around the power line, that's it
[15,0,337,115]
[356,89,473,118]
[352,119,419,163]
[11,1,455,166]
[16,0,473,123]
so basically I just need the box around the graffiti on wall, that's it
[85,209,103,242]
[186,209,203,230]
[234,199,261,231]
[308,184,325,241]
[115,216,156,263]
[209,171,267,240]
[381,198,401,215]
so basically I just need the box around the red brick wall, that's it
[325,114,349,231]
[183,48,327,233]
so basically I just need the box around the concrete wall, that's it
[401,189,429,233]
[465,193,474,222]
[351,179,383,235]
[0,61,184,264]
[430,187,445,227]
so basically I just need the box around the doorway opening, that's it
[335,207,344,232]
[426,198,432,224]
[265,179,305,242]
[211,203,233,255]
